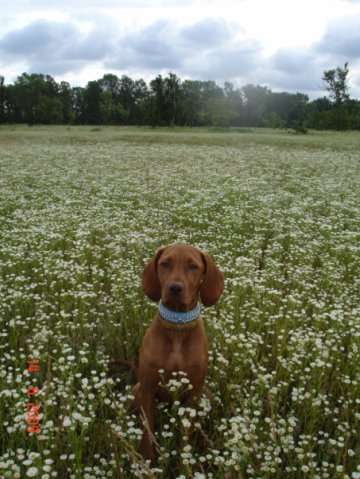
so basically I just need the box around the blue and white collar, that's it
[159,302,201,325]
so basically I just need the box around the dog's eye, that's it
[189,263,198,271]
[159,261,170,269]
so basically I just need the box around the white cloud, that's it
[316,15,360,60]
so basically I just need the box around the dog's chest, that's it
[161,332,206,375]
[166,338,186,371]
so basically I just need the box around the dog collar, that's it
[159,302,201,324]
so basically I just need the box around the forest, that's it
[1,64,359,130]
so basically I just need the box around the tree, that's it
[306,97,332,130]
[72,87,86,124]
[199,81,224,125]
[99,74,121,97]
[178,80,202,126]
[323,63,350,105]
[241,84,270,126]
[38,95,63,123]
[150,75,165,126]
[0,76,5,123]
[11,73,61,124]
[206,96,238,127]
[223,82,244,126]
[84,81,103,124]
[164,73,181,126]
[59,81,74,123]
[132,79,149,124]
[266,92,308,129]
[98,74,122,123]
[4,84,19,122]
[119,75,135,122]
[322,63,351,130]
[2,69,359,129]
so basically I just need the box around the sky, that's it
[1,0,360,98]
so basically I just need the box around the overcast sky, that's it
[1,0,360,98]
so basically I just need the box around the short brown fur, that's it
[136,243,224,462]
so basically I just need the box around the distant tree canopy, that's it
[319,63,356,130]
[323,63,350,106]
[0,67,359,130]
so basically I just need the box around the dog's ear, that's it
[199,253,224,306]
[142,246,167,302]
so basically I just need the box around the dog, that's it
[133,243,224,462]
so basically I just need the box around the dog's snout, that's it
[168,282,183,295]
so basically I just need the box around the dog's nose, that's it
[169,282,183,295]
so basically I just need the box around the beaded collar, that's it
[158,302,201,325]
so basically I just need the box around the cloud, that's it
[105,20,182,72]
[184,45,259,80]
[262,48,325,92]
[0,16,317,93]
[0,19,112,75]
[1,10,359,99]
[271,49,316,75]
[260,69,323,94]
[0,15,256,81]
[0,20,77,56]
[263,21,360,95]
[178,18,257,79]
[107,18,260,80]
[181,18,231,46]
[316,15,360,59]
[1,0,195,11]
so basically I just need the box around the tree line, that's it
[0,65,359,130]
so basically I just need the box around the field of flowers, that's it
[0,125,359,478]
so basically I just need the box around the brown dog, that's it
[133,243,224,462]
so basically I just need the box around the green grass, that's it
[0,125,360,478]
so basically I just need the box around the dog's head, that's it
[142,244,224,311]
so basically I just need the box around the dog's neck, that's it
[158,302,201,330]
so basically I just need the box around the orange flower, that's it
[27,424,41,433]
[26,415,40,425]
[26,403,40,413]
[26,386,40,397]
[26,408,40,421]
[27,359,40,373]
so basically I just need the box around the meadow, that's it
[0,125,359,479]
